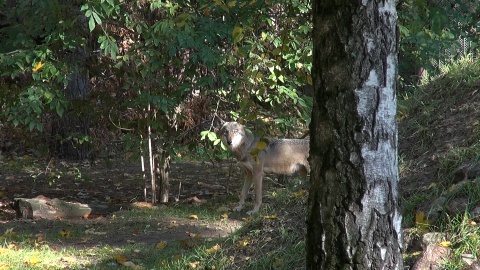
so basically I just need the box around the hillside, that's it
[399,58,480,217]
[399,58,480,268]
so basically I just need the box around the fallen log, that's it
[13,195,121,219]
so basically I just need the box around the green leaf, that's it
[29,121,35,131]
[207,132,217,141]
[44,91,54,100]
[56,103,64,117]
[88,17,95,32]
[232,26,244,43]
[92,11,102,25]
[200,131,209,140]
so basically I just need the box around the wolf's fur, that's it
[219,122,309,215]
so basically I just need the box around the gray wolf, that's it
[219,122,309,215]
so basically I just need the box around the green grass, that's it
[440,213,480,269]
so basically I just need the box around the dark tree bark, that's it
[52,57,92,160]
[307,1,402,269]
[51,10,92,160]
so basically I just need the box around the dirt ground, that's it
[0,158,254,247]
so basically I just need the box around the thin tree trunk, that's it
[155,143,170,203]
[147,110,156,204]
[307,1,402,269]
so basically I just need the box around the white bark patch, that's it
[345,213,356,260]
[365,69,379,87]
[379,243,387,260]
[355,69,378,115]
[366,36,375,53]
[386,54,397,94]
[394,208,403,248]
[354,50,398,240]
[379,0,397,24]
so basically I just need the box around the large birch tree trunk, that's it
[306,1,402,269]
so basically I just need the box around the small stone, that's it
[412,245,450,270]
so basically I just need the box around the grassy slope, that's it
[399,58,480,221]
[399,57,480,268]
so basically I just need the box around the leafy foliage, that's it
[0,0,313,163]
[398,0,480,83]
[0,0,314,203]
[0,0,83,131]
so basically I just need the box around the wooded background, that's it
[0,0,479,202]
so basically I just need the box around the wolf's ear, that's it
[218,123,227,135]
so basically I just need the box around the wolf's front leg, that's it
[246,171,263,215]
[233,170,252,212]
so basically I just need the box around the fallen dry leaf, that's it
[439,241,452,247]
[7,243,19,251]
[35,234,45,243]
[241,217,252,222]
[189,215,199,220]
[190,233,202,240]
[59,229,71,238]
[206,244,221,254]
[292,189,307,198]
[415,211,430,233]
[179,239,195,249]
[24,257,40,267]
[167,221,178,228]
[156,241,167,249]
[185,196,204,203]
[188,261,200,269]
[114,254,128,264]
[236,238,249,249]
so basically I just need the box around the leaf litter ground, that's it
[0,158,307,268]
[0,159,248,247]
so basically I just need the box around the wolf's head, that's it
[219,122,247,149]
